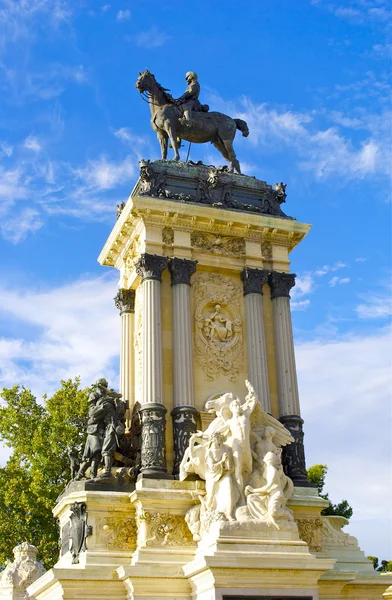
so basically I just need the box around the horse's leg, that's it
[212,137,231,164]
[166,123,180,161]
[157,131,168,160]
[223,139,241,174]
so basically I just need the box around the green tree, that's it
[307,464,353,519]
[0,379,89,569]
[367,557,392,573]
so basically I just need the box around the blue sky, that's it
[0,0,391,558]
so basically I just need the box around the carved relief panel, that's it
[193,272,243,382]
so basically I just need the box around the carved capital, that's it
[114,289,135,314]
[279,415,315,487]
[269,271,296,300]
[135,253,168,283]
[140,403,171,478]
[169,257,197,286]
[241,267,269,296]
[171,406,199,477]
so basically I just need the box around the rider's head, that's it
[186,71,197,84]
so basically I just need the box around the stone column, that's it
[269,271,313,487]
[168,257,199,477]
[135,253,170,479]
[240,267,271,413]
[114,288,135,431]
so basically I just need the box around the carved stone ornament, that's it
[169,257,197,286]
[269,271,296,300]
[193,272,243,382]
[96,514,137,551]
[171,406,199,477]
[191,231,245,257]
[162,226,174,246]
[180,381,297,540]
[320,515,357,548]
[69,502,91,564]
[139,159,167,197]
[135,253,168,282]
[140,403,168,477]
[296,517,323,552]
[261,242,272,260]
[241,267,269,296]
[0,542,45,598]
[137,508,194,548]
[114,288,135,314]
[279,415,314,487]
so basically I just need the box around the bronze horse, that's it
[135,69,249,174]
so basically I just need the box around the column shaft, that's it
[114,289,135,431]
[142,278,163,405]
[244,293,271,413]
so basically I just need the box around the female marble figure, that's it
[204,431,239,521]
[245,451,294,528]
[204,304,233,343]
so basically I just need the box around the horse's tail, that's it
[235,118,249,137]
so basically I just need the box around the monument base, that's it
[26,480,392,600]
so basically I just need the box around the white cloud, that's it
[23,134,41,152]
[291,299,311,311]
[116,9,131,21]
[73,155,136,190]
[133,27,170,48]
[0,142,13,157]
[0,207,43,243]
[329,276,350,287]
[356,294,392,319]
[0,275,119,399]
[297,325,392,556]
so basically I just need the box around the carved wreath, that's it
[193,272,243,381]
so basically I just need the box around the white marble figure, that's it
[180,380,296,539]
[0,542,45,599]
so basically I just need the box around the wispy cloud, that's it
[73,155,136,190]
[356,290,392,319]
[23,134,41,152]
[116,9,131,21]
[133,26,170,48]
[329,276,350,287]
[0,208,43,243]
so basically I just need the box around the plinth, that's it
[26,161,392,600]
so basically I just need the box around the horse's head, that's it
[205,392,236,413]
[135,68,155,93]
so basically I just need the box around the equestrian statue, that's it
[135,69,249,174]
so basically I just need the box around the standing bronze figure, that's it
[135,69,249,174]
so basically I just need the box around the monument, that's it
[11,70,391,600]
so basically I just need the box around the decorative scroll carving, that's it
[169,257,197,286]
[162,226,174,246]
[140,403,168,476]
[193,272,243,381]
[191,231,245,257]
[114,289,135,314]
[269,272,296,300]
[135,253,168,282]
[280,415,313,487]
[137,509,194,547]
[96,515,137,551]
[241,267,269,296]
[296,517,323,552]
[171,406,199,477]
[321,516,357,547]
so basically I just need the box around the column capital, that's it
[168,257,198,286]
[114,289,135,314]
[241,267,269,296]
[269,271,296,300]
[135,253,168,282]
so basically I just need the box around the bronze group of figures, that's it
[70,379,141,482]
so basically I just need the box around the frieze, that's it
[162,226,174,246]
[137,509,194,547]
[135,160,292,219]
[191,231,245,257]
[96,515,137,551]
[193,272,243,381]
[296,517,323,552]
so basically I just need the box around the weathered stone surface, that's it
[0,542,45,599]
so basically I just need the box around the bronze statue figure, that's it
[135,69,249,174]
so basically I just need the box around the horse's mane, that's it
[148,72,174,104]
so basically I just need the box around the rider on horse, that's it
[176,71,208,126]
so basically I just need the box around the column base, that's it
[279,415,316,488]
[139,403,170,479]
[171,406,199,478]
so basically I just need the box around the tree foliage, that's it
[307,464,353,519]
[367,556,392,572]
[0,379,89,569]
